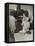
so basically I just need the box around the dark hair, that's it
[24,10,29,17]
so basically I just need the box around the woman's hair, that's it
[24,10,29,17]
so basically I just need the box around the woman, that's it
[22,10,30,33]
[9,15,16,42]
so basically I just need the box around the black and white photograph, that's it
[5,3,34,43]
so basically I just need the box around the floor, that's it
[14,30,33,41]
